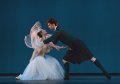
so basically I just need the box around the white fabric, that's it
[18,55,64,80]
[20,21,64,80]
[24,21,52,52]
[24,21,44,49]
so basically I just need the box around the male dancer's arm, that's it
[43,31,60,44]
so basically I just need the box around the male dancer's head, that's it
[47,18,70,80]
[47,18,58,30]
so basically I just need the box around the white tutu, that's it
[17,55,64,80]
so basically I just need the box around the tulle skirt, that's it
[17,55,64,80]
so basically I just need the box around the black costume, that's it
[41,26,111,80]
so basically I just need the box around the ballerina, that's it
[16,21,65,80]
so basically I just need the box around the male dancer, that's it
[38,18,111,80]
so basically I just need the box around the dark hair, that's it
[37,31,42,38]
[47,18,58,26]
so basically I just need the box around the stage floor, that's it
[0,76,119,84]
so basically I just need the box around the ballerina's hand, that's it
[55,46,66,51]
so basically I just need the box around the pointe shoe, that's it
[16,76,20,80]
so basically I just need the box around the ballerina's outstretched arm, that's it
[47,42,66,51]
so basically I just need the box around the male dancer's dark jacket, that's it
[43,27,93,64]
[38,26,111,80]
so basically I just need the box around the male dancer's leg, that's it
[90,57,111,80]
[63,59,70,80]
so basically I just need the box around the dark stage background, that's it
[0,0,120,74]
